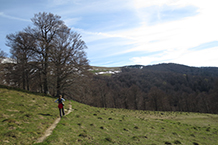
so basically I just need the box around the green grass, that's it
[0,87,70,145]
[44,102,218,145]
[1,87,218,145]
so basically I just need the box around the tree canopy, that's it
[5,12,89,97]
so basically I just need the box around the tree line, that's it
[0,12,90,97]
[73,65,218,114]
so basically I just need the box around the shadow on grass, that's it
[38,113,53,116]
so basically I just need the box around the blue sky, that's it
[1,0,218,67]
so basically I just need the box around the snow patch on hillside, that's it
[96,70,120,75]
[0,58,16,64]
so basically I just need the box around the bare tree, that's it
[0,49,7,61]
[6,32,35,90]
[29,12,65,94]
[5,12,90,97]
[49,25,89,96]
[0,49,7,84]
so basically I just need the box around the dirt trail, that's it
[35,104,72,143]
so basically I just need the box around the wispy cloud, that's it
[0,12,31,22]
[68,0,218,67]
[64,17,82,27]
[174,46,218,67]
[104,0,218,66]
[38,0,218,67]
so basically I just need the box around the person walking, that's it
[55,95,65,117]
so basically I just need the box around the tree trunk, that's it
[44,52,48,94]
[26,69,29,91]
[22,63,25,90]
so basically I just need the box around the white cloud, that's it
[173,46,218,67]
[130,46,218,67]
[106,0,218,66]
[64,17,82,27]
[50,0,132,16]
[71,27,133,44]
[59,0,218,67]
[48,0,79,7]
[68,0,218,67]
[0,12,30,22]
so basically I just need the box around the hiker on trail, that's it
[55,95,65,117]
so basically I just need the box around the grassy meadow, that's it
[43,101,218,145]
[0,87,70,144]
[0,87,218,145]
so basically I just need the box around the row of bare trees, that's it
[1,12,89,97]
[74,68,218,114]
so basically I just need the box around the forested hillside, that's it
[124,63,218,77]
[74,63,218,114]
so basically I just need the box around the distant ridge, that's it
[123,63,218,77]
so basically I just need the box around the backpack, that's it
[58,98,64,106]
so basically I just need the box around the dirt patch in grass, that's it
[6,109,19,112]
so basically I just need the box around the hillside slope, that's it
[44,101,218,145]
[86,63,218,114]
[0,87,70,144]
[1,87,218,145]
[123,63,218,77]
